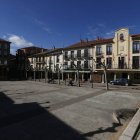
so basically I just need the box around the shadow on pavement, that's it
[0,92,87,140]
[82,122,121,137]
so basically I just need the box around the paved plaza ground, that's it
[0,81,140,140]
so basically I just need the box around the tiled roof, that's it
[20,46,46,50]
[131,34,140,37]
[64,38,113,50]
[0,38,11,43]
[30,48,63,57]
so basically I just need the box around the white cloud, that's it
[34,19,46,26]
[43,27,52,34]
[5,34,33,54]
[105,30,114,37]
[86,24,115,39]
[34,18,52,34]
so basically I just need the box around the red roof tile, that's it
[64,38,113,50]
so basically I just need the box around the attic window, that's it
[120,33,124,41]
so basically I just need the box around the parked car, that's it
[110,78,132,86]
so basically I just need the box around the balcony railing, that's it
[63,65,91,71]
[81,53,92,59]
[106,52,112,55]
[95,64,140,70]
[64,53,93,60]
[69,54,77,60]
[96,52,104,57]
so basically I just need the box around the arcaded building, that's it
[27,28,140,83]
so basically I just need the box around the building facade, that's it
[27,28,140,83]
[0,39,11,80]
[28,48,63,80]
[62,40,94,81]
[16,46,47,80]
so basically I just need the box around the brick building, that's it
[0,39,11,80]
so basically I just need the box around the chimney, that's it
[80,39,84,43]
[86,38,88,43]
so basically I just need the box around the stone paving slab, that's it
[0,81,140,140]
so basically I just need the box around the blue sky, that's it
[0,0,140,54]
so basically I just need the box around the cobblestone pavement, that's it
[0,81,140,140]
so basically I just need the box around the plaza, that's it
[0,81,140,140]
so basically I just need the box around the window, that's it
[56,55,59,62]
[133,56,139,69]
[96,58,101,69]
[56,64,59,71]
[77,61,81,69]
[96,45,102,55]
[106,57,112,68]
[133,41,140,53]
[64,62,68,69]
[120,33,124,41]
[42,57,45,62]
[71,51,74,59]
[77,50,81,58]
[64,51,68,59]
[84,49,89,57]
[106,44,112,55]
[70,61,74,69]
[84,61,88,69]
[49,57,52,64]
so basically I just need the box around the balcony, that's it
[69,54,77,60]
[132,64,140,69]
[81,53,92,59]
[106,51,112,55]
[64,55,70,61]
[77,54,82,60]
[49,60,53,64]
[36,60,45,64]
[133,50,140,53]
[64,65,76,70]
[96,52,104,57]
